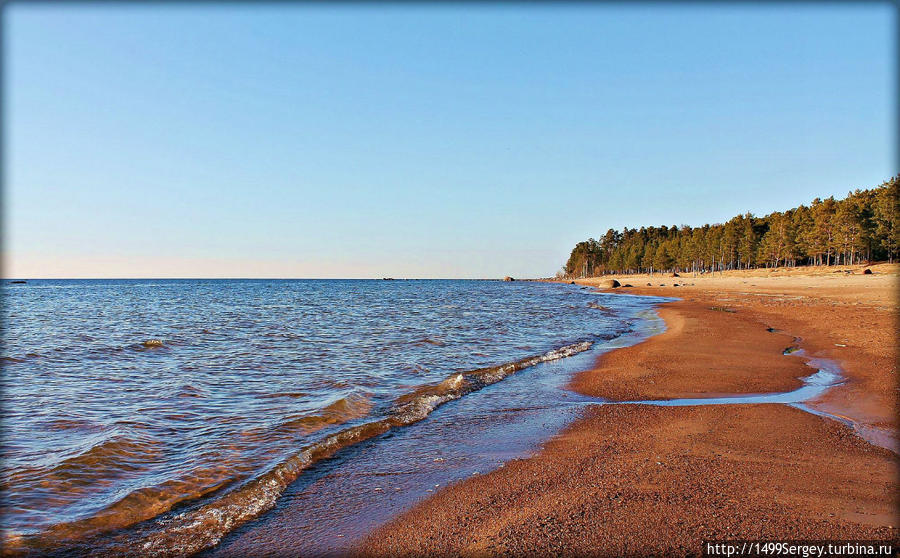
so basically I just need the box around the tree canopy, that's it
[563,176,899,277]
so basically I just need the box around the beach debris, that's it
[835,343,847,347]
[710,307,736,313]
[142,339,165,348]
[503,276,515,281]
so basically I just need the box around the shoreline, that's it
[359,266,898,555]
[202,291,671,558]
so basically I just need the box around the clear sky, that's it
[4,3,895,278]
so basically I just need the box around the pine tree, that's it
[563,177,896,276]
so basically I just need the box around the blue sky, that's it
[4,3,895,278]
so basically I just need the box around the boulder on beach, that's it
[863,268,873,275]
[596,279,620,289]
[671,272,680,277]
[503,276,515,282]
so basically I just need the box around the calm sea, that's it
[2,279,666,555]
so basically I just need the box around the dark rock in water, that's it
[382,277,395,280]
[570,281,576,285]
[863,268,873,275]
[596,279,620,289]
[503,276,515,282]
[9,280,26,284]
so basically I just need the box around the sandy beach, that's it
[360,264,899,555]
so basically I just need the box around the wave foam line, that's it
[42,340,595,558]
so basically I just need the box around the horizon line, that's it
[2,277,541,281]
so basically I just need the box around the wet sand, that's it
[568,299,812,400]
[359,265,898,555]
[596,263,899,444]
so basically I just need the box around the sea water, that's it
[2,279,669,555]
